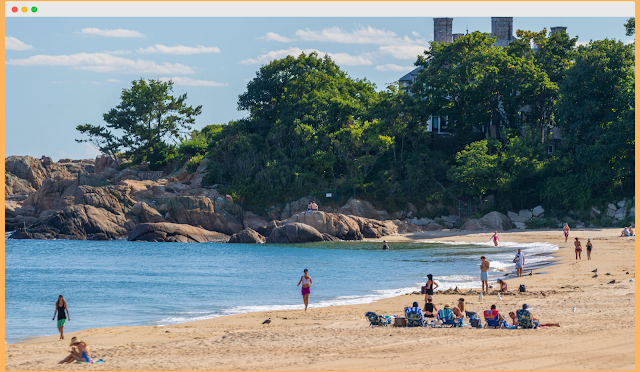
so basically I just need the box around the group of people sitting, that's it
[306,201,319,212]
[402,298,560,329]
[620,226,634,237]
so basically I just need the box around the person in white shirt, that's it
[514,249,525,277]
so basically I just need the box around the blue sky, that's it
[5,17,632,160]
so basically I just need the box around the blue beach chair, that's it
[365,311,391,327]
[516,309,540,329]
[405,309,425,327]
[436,308,462,327]
[483,310,504,329]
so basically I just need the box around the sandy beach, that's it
[5,228,635,371]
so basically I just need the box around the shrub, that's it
[186,154,204,173]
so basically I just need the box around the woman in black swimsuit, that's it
[52,295,70,341]
[424,274,439,297]
[424,295,438,319]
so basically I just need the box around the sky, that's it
[5,16,633,160]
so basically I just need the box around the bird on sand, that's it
[497,293,502,300]
[529,272,533,276]
[609,280,616,284]
[591,269,598,273]
[606,273,611,276]
[572,306,576,313]
[479,292,484,301]
[262,318,271,325]
[592,274,598,278]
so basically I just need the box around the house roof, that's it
[398,66,424,82]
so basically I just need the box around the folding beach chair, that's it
[516,309,540,329]
[483,310,504,329]
[405,309,425,327]
[365,311,391,327]
[436,309,462,327]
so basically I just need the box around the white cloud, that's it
[379,45,428,60]
[412,31,421,37]
[84,143,102,157]
[6,36,33,51]
[137,44,221,55]
[375,64,415,72]
[626,39,634,45]
[295,26,401,45]
[106,78,122,83]
[158,76,227,87]
[7,53,195,74]
[104,50,132,55]
[258,32,295,42]
[241,47,372,66]
[79,28,145,38]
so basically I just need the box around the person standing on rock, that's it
[514,249,525,277]
[490,232,499,247]
[52,295,70,341]
[480,256,490,293]
[563,224,570,242]
[297,269,313,311]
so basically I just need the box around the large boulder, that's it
[393,219,445,233]
[254,220,286,237]
[242,211,269,230]
[24,178,78,212]
[128,202,166,224]
[338,198,390,220]
[532,206,545,217]
[5,155,71,189]
[266,223,330,244]
[5,172,35,196]
[73,185,134,214]
[228,228,266,244]
[16,205,128,240]
[128,222,229,243]
[163,196,243,235]
[518,209,533,219]
[461,211,512,231]
[286,211,363,240]
[348,215,398,238]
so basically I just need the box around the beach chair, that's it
[436,309,462,327]
[515,309,540,329]
[365,311,390,327]
[483,310,504,329]
[405,309,425,327]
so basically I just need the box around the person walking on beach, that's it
[490,232,499,247]
[480,256,490,293]
[586,239,593,260]
[52,295,70,341]
[574,237,582,260]
[59,337,92,364]
[563,224,570,242]
[514,249,525,277]
[424,274,438,297]
[297,269,313,311]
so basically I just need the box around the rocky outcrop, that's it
[338,198,390,221]
[128,222,229,243]
[5,155,71,190]
[348,215,397,238]
[128,202,166,224]
[5,172,36,196]
[163,196,243,235]
[461,211,512,231]
[12,205,128,240]
[393,220,445,233]
[266,223,333,244]
[286,211,363,240]
[24,178,78,212]
[228,228,266,244]
[242,211,269,230]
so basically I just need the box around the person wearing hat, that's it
[586,239,593,260]
[404,301,423,318]
[520,304,561,328]
[58,336,92,364]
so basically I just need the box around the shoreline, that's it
[6,234,560,343]
[5,228,635,370]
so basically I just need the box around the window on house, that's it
[432,117,439,131]
[548,144,555,154]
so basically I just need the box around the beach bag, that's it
[466,311,477,319]
[470,317,481,328]
[421,286,427,294]
[519,284,526,293]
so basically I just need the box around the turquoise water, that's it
[4,238,557,343]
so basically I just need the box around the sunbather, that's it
[452,306,464,320]
[59,337,92,364]
[518,304,561,328]
[423,296,437,318]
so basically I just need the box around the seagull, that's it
[572,306,576,313]
[541,292,546,297]
[262,318,271,325]
[626,272,629,274]
[479,292,484,301]
[592,274,598,278]
[497,293,502,300]
[609,280,616,284]
[591,269,598,273]
[529,272,533,276]
[606,273,611,276]
[630,279,634,282]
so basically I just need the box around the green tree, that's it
[76,79,202,169]
[447,139,504,201]
[625,17,635,36]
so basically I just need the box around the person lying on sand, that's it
[58,337,91,364]
[522,304,561,328]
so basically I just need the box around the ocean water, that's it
[4,238,557,343]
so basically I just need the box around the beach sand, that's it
[5,228,635,370]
